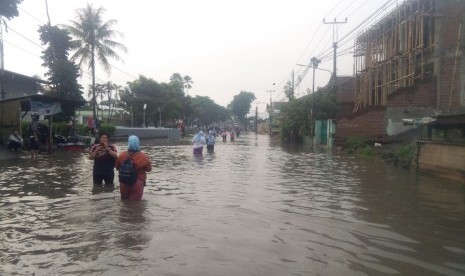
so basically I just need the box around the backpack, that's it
[118,152,137,185]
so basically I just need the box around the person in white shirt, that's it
[192,131,206,155]
[8,129,24,151]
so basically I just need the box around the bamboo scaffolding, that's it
[353,0,435,112]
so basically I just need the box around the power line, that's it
[7,27,44,50]
[4,40,42,58]
[18,6,46,25]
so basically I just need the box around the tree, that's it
[0,0,23,20]
[121,76,183,127]
[228,91,256,125]
[183,75,193,96]
[93,82,120,123]
[283,80,294,101]
[191,96,229,127]
[64,4,127,129]
[38,24,83,107]
[169,73,184,93]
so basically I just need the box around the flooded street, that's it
[1,132,464,276]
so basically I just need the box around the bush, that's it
[343,136,366,153]
[22,121,115,138]
[395,144,414,168]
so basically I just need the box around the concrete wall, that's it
[416,141,465,182]
[114,127,180,140]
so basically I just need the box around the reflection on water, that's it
[0,133,464,275]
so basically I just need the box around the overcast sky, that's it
[3,0,400,116]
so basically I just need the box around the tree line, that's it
[2,1,256,129]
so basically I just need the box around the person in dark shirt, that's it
[88,133,118,186]
[28,113,40,159]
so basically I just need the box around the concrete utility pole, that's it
[0,17,5,100]
[323,18,347,82]
[291,70,295,100]
[310,57,321,148]
[255,105,258,134]
[267,86,275,137]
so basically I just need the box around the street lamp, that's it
[157,106,161,128]
[143,103,147,128]
[130,106,133,127]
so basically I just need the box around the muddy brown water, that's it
[0,133,464,275]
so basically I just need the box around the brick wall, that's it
[335,107,386,144]
[387,79,436,108]
[436,0,465,113]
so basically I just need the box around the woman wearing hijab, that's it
[115,135,152,201]
[192,131,206,155]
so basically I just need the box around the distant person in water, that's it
[206,130,216,153]
[192,131,206,155]
[230,130,235,142]
[28,113,40,159]
[115,135,152,201]
[88,133,118,186]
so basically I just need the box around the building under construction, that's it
[353,0,465,116]
[336,0,465,181]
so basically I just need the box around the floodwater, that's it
[0,133,464,276]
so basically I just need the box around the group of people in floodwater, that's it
[191,126,240,156]
[7,113,244,201]
[7,113,152,201]
[7,112,49,159]
[88,132,152,201]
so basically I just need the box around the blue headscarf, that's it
[128,135,140,152]
[193,131,204,143]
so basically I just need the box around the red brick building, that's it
[334,0,465,146]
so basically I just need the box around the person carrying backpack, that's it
[115,135,152,201]
[206,130,216,153]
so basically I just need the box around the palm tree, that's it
[183,75,193,96]
[64,4,127,129]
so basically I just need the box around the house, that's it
[0,70,85,145]
[0,70,48,100]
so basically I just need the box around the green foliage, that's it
[191,96,229,126]
[0,0,23,19]
[344,136,366,153]
[38,24,84,113]
[358,145,375,156]
[121,75,184,127]
[342,136,374,156]
[169,73,184,94]
[283,80,294,101]
[64,3,127,125]
[280,97,311,142]
[395,144,414,168]
[21,121,115,139]
[228,91,256,125]
[278,87,337,142]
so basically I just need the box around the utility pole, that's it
[291,70,295,100]
[255,105,258,134]
[0,17,5,100]
[310,57,321,148]
[267,86,275,137]
[323,18,347,83]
